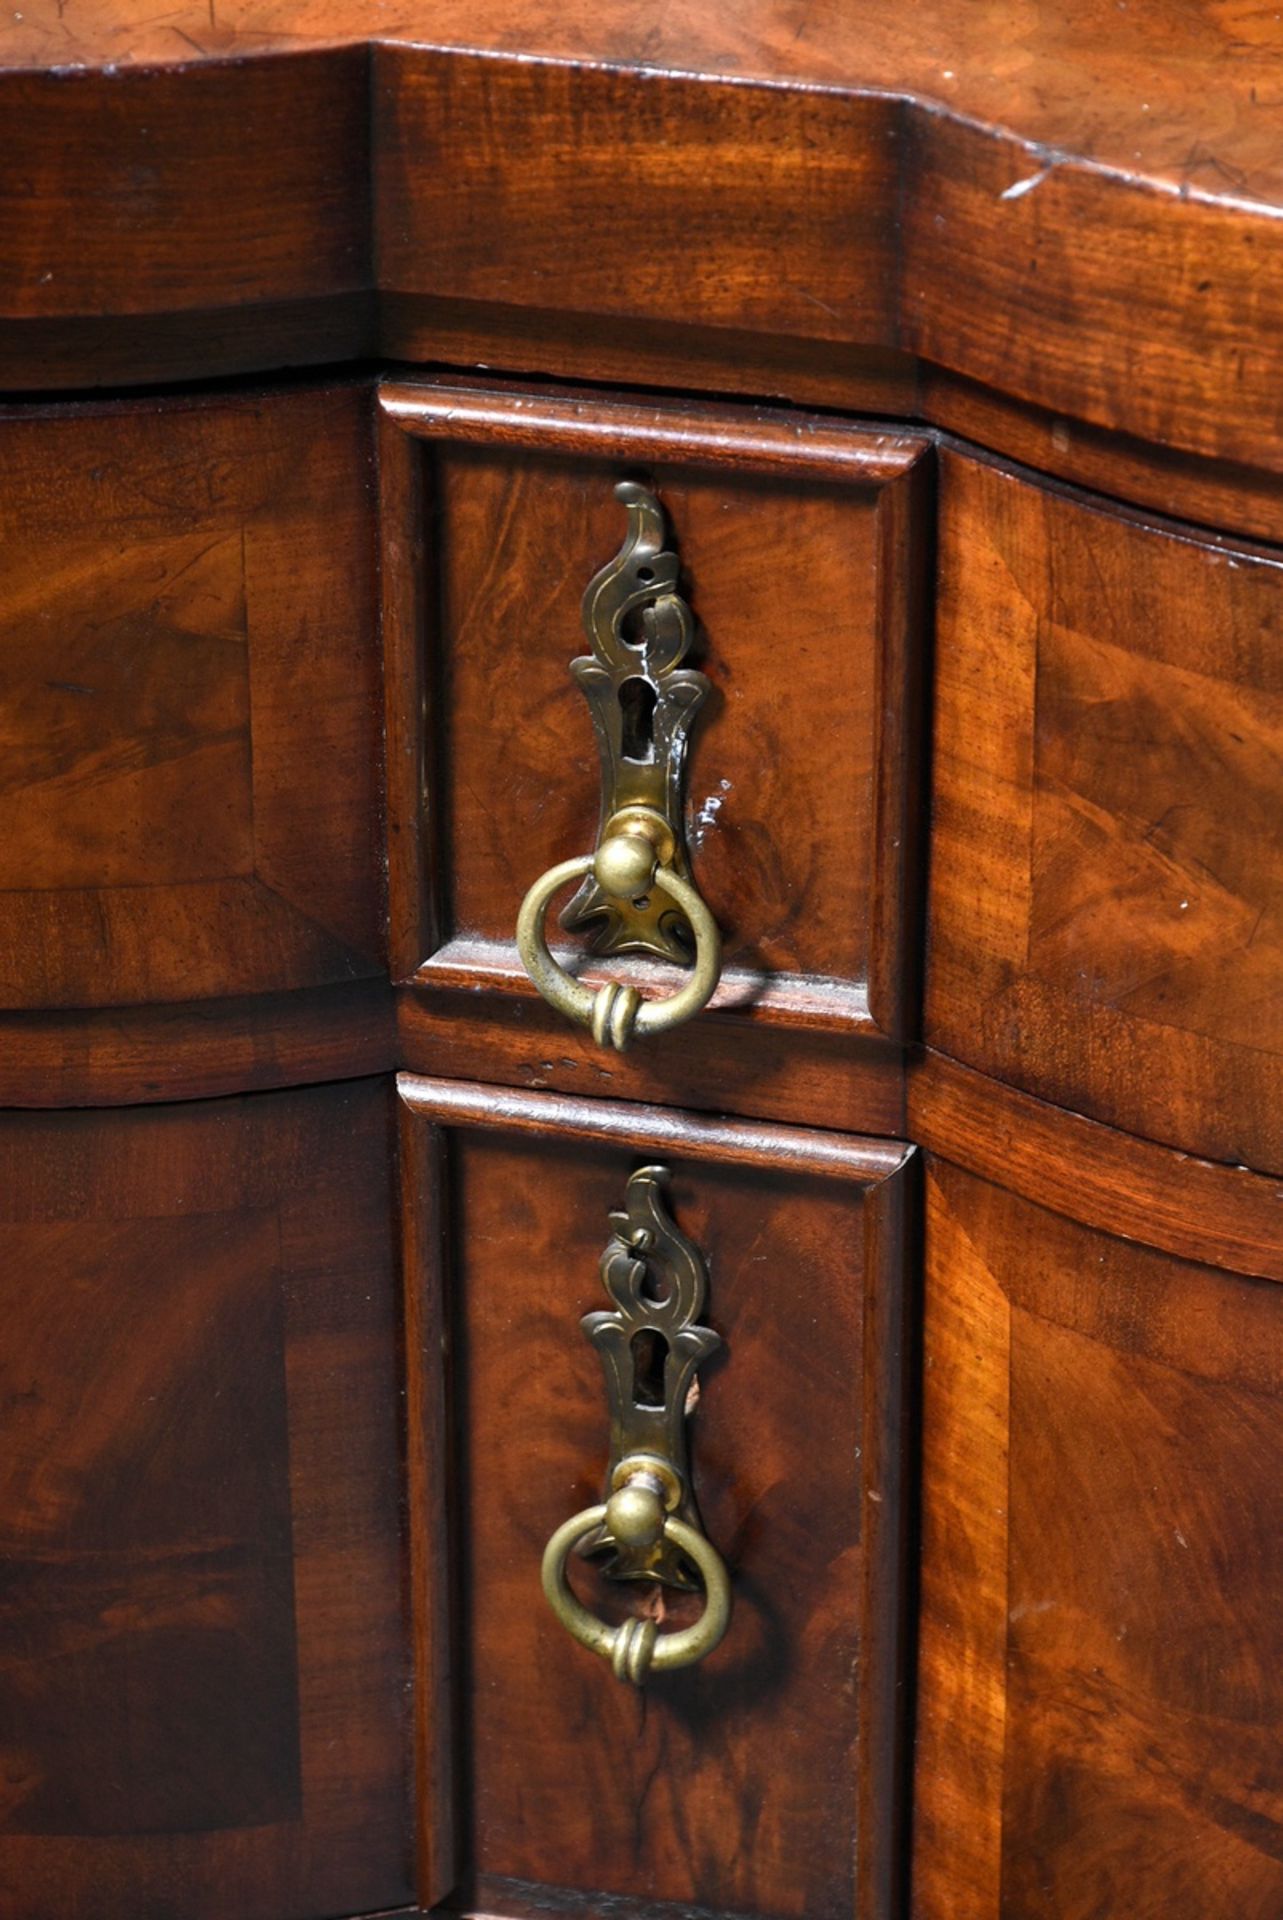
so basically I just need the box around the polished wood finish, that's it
[909,1052,1283,1289]
[8,4,1283,1909]
[381,384,927,1051]
[399,1078,913,1920]
[0,1081,409,1919]
[0,383,383,1011]
[3,8,1283,497]
[915,1154,1283,1920]
[397,1095,456,1913]
[927,447,1283,1175]
[398,1073,911,1180]
[396,990,905,1137]
[374,61,896,352]
[0,981,393,1108]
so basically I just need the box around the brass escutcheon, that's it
[540,1165,732,1686]
[515,483,722,1050]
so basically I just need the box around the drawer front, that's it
[382,385,927,1117]
[0,1083,409,1920]
[399,1077,913,1920]
[0,385,382,1010]
[916,1153,1283,1920]
[927,446,1283,1173]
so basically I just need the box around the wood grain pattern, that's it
[926,375,1283,553]
[0,981,394,1108]
[0,383,383,1010]
[398,1084,912,1920]
[381,301,923,429]
[381,384,927,1058]
[909,1052,1283,1288]
[396,970,906,1139]
[0,1081,410,1920]
[374,57,898,350]
[927,447,1283,1176]
[1,0,1277,208]
[397,1095,456,1911]
[398,1072,910,1180]
[0,51,372,385]
[5,10,1283,490]
[916,1156,1283,1920]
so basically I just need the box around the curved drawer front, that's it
[916,1148,1283,1920]
[928,447,1283,1173]
[0,1082,408,1920]
[0,384,383,1010]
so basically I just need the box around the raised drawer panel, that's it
[0,384,382,1010]
[398,1078,913,1920]
[381,386,928,1100]
[915,1155,1283,1920]
[0,1082,409,1920]
[927,448,1283,1172]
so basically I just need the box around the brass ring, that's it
[515,855,722,1050]
[541,1502,732,1685]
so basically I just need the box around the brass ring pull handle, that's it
[516,827,722,1051]
[542,1473,733,1686]
[541,1171,732,1686]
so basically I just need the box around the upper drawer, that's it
[927,448,1283,1175]
[380,384,928,1114]
[0,384,383,1011]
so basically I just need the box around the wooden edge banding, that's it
[922,365,1283,552]
[910,1050,1283,1284]
[378,398,434,980]
[458,1881,737,1920]
[857,1159,916,1920]
[395,1101,455,1907]
[412,938,878,1035]
[911,1160,1010,1920]
[378,381,929,484]
[0,980,395,1107]
[397,1073,912,1183]
[866,442,932,1042]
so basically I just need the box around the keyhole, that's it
[631,1329,668,1408]
[619,675,657,764]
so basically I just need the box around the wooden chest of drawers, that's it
[4,8,1283,1919]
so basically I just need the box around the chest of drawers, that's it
[3,8,1283,1919]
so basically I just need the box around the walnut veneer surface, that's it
[3,7,1283,1920]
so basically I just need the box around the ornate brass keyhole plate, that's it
[515,484,723,1051]
[562,481,711,963]
[540,1164,732,1684]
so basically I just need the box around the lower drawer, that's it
[399,1077,914,1920]
[0,1081,409,1920]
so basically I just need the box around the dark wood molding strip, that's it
[397,1072,912,1183]
[910,1051,1283,1284]
[379,381,927,483]
[0,982,395,1108]
[4,23,1283,484]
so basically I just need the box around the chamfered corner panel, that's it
[914,1154,1283,1920]
[0,1080,411,1920]
[0,382,384,1011]
[926,447,1283,1174]
[397,1076,913,1920]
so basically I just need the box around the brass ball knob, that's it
[605,1479,666,1549]
[594,831,657,900]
